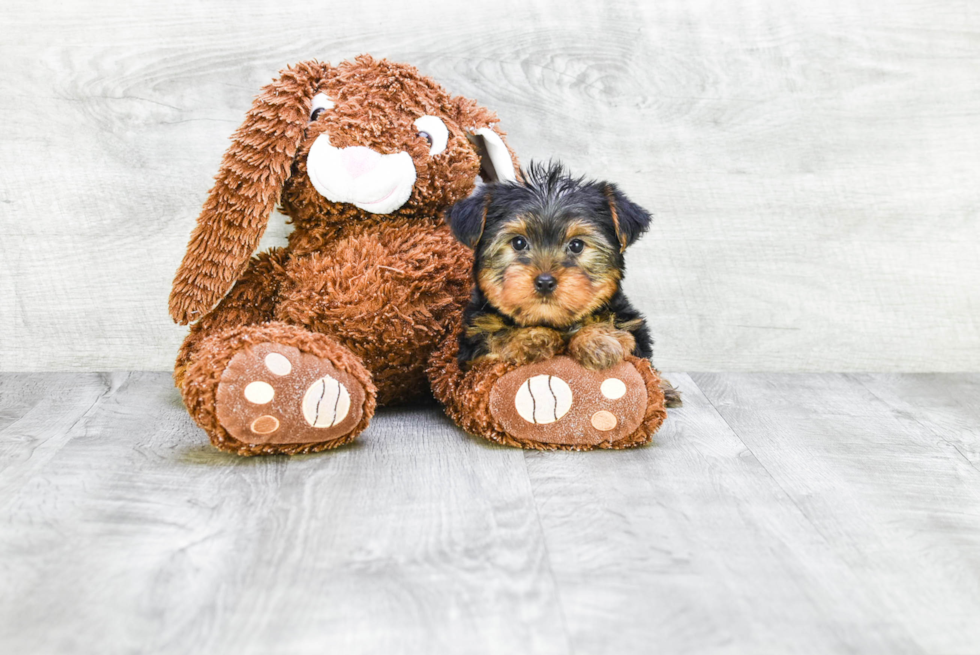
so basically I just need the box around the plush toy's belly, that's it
[274,221,473,405]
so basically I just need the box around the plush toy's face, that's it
[169,56,517,325]
[282,58,517,223]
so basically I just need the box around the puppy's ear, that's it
[445,186,491,249]
[168,62,326,325]
[603,184,652,252]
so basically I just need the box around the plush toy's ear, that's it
[446,186,492,249]
[603,184,652,252]
[168,63,323,325]
[452,96,519,185]
[465,128,518,184]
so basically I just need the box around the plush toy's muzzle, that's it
[307,137,417,214]
[305,118,515,216]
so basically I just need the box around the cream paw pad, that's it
[215,342,367,446]
[489,356,649,447]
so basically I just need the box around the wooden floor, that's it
[1,372,979,654]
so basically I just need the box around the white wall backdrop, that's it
[1,0,978,372]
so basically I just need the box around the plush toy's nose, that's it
[340,146,381,179]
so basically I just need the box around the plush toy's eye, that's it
[413,115,449,155]
[309,93,335,121]
[511,236,529,251]
[568,239,585,254]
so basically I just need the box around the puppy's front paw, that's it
[568,324,636,370]
[494,327,565,366]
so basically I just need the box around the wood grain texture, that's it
[524,374,924,654]
[0,373,568,655]
[1,0,979,371]
[3,372,980,653]
[851,373,980,468]
[692,372,980,654]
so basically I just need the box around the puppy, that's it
[446,162,680,406]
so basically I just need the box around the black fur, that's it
[456,288,510,363]
[607,185,652,248]
[447,161,656,366]
[445,187,489,248]
[450,162,652,267]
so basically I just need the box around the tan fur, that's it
[466,313,563,366]
[466,313,509,337]
[567,320,637,370]
[483,326,565,365]
[603,184,629,253]
[477,218,621,329]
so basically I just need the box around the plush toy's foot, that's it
[427,327,668,451]
[489,356,650,448]
[177,322,377,456]
[214,342,370,448]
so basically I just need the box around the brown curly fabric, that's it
[180,322,377,456]
[274,218,472,406]
[170,56,516,454]
[175,247,292,389]
[169,64,320,326]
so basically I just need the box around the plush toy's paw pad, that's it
[513,375,573,424]
[215,343,367,446]
[489,356,648,447]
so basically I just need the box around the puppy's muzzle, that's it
[534,273,557,295]
[306,135,417,215]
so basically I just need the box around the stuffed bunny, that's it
[170,55,519,455]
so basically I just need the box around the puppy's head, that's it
[447,161,652,328]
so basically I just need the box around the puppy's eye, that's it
[309,93,335,121]
[511,236,529,251]
[568,239,585,254]
[413,115,449,155]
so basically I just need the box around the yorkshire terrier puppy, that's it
[447,162,680,406]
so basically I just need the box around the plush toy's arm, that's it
[169,63,321,325]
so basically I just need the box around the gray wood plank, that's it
[0,374,96,432]
[851,373,980,469]
[0,373,569,655]
[693,372,980,655]
[525,373,922,655]
[0,373,111,501]
[2,0,980,372]
[3,372,980,654]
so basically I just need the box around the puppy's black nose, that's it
[534,273,557,294]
